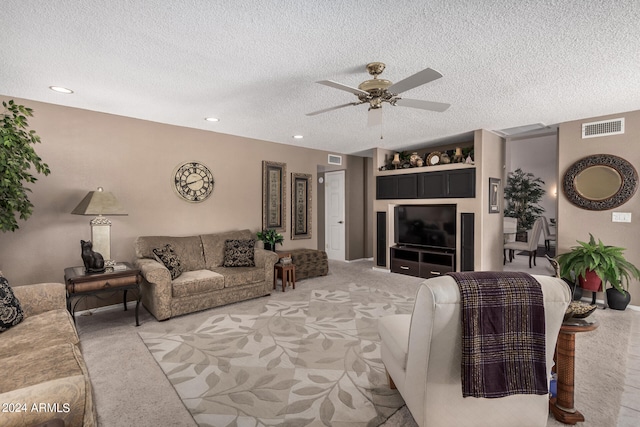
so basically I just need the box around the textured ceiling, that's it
[2,0,640,155]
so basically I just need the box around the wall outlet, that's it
[612,212,632,223]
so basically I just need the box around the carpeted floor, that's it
[75,259,639,426]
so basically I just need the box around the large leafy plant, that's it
[556,234,640,295]
[1,100,51,232]
[503,168,545,231]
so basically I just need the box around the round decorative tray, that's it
[564,301,597,321]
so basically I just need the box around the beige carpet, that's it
[75,260,637,426]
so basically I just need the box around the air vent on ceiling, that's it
[328,154,342,165]
[582,118,624,139]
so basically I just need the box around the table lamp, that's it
[71,187,127,264]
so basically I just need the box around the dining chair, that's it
[504,217,544,268]
[542,216,557,251]
[503,217,518,264]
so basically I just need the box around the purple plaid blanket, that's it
[448,271,548,398]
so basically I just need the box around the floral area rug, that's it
[139,283,415,427]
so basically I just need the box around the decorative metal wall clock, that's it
[173,161,214,202]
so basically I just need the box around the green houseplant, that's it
[556,234,640,310]
[1,100,51,232]
[256,229,284,251]
[503,168,546,235]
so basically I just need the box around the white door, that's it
[325,170,345,260]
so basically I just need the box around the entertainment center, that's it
[391,204,458,278]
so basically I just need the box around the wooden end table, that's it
[273,251,296,292]
[549,318,599,424]
[64,262,142,326]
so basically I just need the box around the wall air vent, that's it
[328,154,342,165]
[582,118,624,139]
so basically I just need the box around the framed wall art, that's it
[291,173,312,240]
[489,177,500,213]
[262,161,286,231]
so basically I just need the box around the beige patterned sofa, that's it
[134,229,279,321]
[0,282,97,427]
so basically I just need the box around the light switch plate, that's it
[612,212,632,223]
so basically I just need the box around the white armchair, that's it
[378,274,570,427]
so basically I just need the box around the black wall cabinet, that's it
[377,168,475,200]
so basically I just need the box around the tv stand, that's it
[391,246,455,278]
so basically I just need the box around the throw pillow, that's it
[1,276,24,332]
[153,244,183,280]
[223,239,256,267]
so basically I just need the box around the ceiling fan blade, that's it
[367,108,382,127]
[306,102,360,116]
[393,98,451,112]
[317,80,370,96]
[387,68,443,94]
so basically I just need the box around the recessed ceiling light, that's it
[205,117,219,122]
[49,86,74,94]
[293,135,304,139]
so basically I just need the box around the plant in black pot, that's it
[256,229,284,251]
[556,234,640,310]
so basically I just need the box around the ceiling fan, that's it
[306,62,451,124]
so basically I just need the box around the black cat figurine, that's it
[81,240,105,273]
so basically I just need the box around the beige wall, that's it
[0,96,349,286]
[557,109,640,303]
[475,129,506,271]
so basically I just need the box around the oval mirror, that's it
[563,154,638,210]
[574,165,622,200]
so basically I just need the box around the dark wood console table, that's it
[549,318,599,424]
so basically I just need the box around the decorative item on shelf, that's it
[426,151,441,166]
[80,239,105,274]
[556,233,640,310]
[452,147,464,163]
[415,158,424,167]
[440,152,450,164]
[392,152,401,169]
[409,152,420,166]
[71,187,128,264]
[256,229,284,251]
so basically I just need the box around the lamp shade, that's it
[71,187,127,216]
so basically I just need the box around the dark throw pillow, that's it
[1,276,24,332]
[223,239,256,267]
[153,244,183,280]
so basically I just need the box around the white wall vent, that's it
[328,154,342,165]
[582,118,624,139]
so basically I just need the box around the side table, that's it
[64,262,142,326]
[273,251,296,292]
[549,318,599,424]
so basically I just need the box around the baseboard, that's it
[371,266,390,273]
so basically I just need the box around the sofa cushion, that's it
[223,239,256,267]
[212,267,265,288]
[135,235,206,271]
[153,244,183,280]
[1,276,24,332]
[201,229,253,269]
[172,270,225,298]
[0,343,93,427]
[0,309,79,360]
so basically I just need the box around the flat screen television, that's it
[394,204,456,250]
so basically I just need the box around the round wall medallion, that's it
[173,161,214,202]
[562,154,638,210]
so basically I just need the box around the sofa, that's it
[0,279,97,427]
[134,229,279,321]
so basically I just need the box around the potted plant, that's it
[256,229,284,251]
[556,234,640,310]
[503,168,545,240]
[1,100,51,232]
